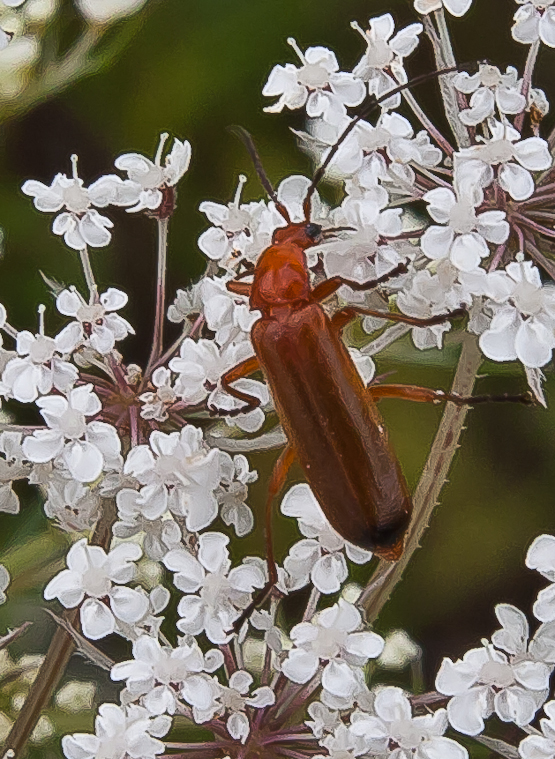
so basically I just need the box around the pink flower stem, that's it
[522,182,555,198]
[221,643,238,677]
[129,405,139,447]
[262,730,314,745]
[145,217,170,381]
[515,223,525,254]
[270,673,322,730]
[261,641,272,687]
[402,89,454,157]
[164,742,230,751]
[279,748,320,759]
[515,39,540,133]
[302,587,320,622]
[514,213,555,239]
[527,210,555,222]
[488,241,508,272]
[414,163,453,190]
[79,373,113,390]
[144,314,205,390]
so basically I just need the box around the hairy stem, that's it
[425,12,470,149]
[359,332,482,622]
[2,501,117,757]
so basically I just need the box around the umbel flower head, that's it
[22,154,140,249]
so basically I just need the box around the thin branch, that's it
[44,610,115,671]
[360,332,483,621]
[0,622,32,651]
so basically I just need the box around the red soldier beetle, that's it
[209,64,532,625]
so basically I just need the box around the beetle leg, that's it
[226,280,252,297]
[232,444,296,634]
[209,356,261,417]
[330,305,467,331]
[368,383,534,406]
[311,261,409,303]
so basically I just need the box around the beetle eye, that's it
[305,223,322,241]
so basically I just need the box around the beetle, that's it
[211,68,531,621]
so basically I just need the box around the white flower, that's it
[164,532,265,644]
[457,119,552,201]
[397,260,480,350]
[22,385,121,483]
[200,276,256,347]
[263,38,365,126]
[350,687,468,759]
[454,64,526,125]
[55,287,134,355]
[527,534,555,621]
[198,175,276,271]
[421,185,509,271]
[352,14,422,109]
[479,259,555,369]
[282,484,373,594]
[513,2,555,47]
[0,564,9,604]
[62,703,170,759]
[44,539,149,640]
[519,700,555,759]
[167,282,202,324]
[75,0,147,24]
[44,475,101,532]
[22,155,139,249]
[436,605,554,734]
[281,599,384,686]
[213,670,275,743]
[117,427,221,531]
[314,192,405,285]
[414,0,473,17]
[111,634,216,715]
[115,133,191,213]
[1,322,78,404]
[217,452,256,537]
[138,367,177,423]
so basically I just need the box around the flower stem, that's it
[402,89,454,157]
[425,12,470,149]
[3,500,117,757]
[359,332,483,622]
[515,39,540,134]
[145,217,169,380]
[79,245,96,300]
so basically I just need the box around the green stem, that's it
[360,332,483,622]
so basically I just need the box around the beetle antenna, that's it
[228,125,291,223]
[303,60,481,212]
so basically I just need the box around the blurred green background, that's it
[0,0,555,755]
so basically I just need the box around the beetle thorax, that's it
[250,243,311,313]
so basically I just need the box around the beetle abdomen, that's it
[251,303,412,557]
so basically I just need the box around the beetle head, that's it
[271,221,323,249]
